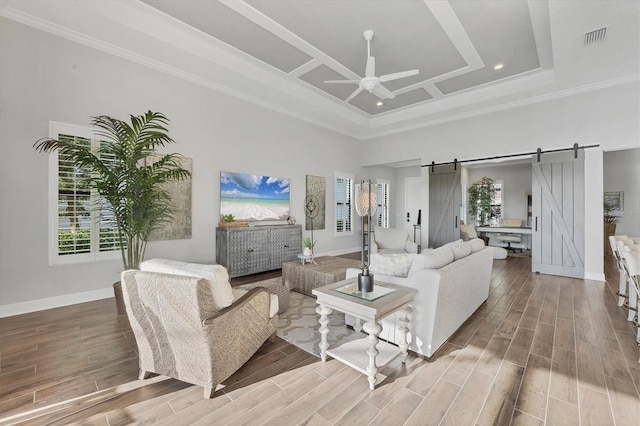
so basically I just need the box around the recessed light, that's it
[494,63,504,70]
[376,101,383,107]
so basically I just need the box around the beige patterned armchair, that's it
[121,270,276,398]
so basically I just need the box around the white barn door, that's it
[428,165,461,248]
[531,151,585,278]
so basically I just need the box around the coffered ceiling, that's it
[1,0,638,139]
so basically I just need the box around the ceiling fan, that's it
[324,30,419,103]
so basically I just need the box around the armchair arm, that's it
[204,287,272,326]
[405,240,418,253]
[201,287,276,388]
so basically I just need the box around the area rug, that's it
[238,278,354,357]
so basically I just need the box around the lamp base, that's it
[358,271,374,293]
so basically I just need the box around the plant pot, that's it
[604,223,617,257]
[303,247,312,256]
[113,281,127,315]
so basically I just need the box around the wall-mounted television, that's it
[220,171,290,222]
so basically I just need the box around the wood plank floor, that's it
[1,254,639,425]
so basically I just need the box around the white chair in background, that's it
[620,245,640,357]
[370,226,419,255]
[610,235,631,306]
[618,240,640,323]
[495,218,523,252]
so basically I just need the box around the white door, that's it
[428,165,461,248]
[531,151,585,278]
[405,177,422,244]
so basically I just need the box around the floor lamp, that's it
[355,180,378,292]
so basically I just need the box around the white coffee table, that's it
[312,278,415,390]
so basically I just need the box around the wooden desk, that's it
[476,226,532,235]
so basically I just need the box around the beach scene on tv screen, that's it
[220,171,290,222]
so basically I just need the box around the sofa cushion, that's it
[370,253,415,278]
[422,246,454,269]
[443,239,463,247]
[140,258,234,311]
[451,242,472,260]
[469,238,485,253]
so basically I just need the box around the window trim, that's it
[47,121,121,266]
[490,179,504,225]
[334,171,354,237]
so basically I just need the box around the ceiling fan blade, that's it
[324,79,360,84]
[345,87,363,103]
[365,56,375,78]
[371,84,395,100]
[379,69,419,83]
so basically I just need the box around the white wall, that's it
[361,82,640,280]
[2,17,638,314]
[466,163,533,225]
[604,148,640,237]
[0,19,366,314]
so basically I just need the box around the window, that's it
[335,172,353,235]
[490,180,503,225]
[376,179,390,228]
[48,122,122,265]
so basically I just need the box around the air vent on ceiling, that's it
[583,26,607,45]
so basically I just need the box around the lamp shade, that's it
[355,181,379,217]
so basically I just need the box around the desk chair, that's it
[496,218,523,253]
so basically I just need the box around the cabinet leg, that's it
[316,303,332,362]
[363,320,382,390]
[398,306,412,363]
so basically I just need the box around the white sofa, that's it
[346,239,493,358]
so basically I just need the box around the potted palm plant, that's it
[34,111,191,311]
[604,199,620,256]
[468,176,496,225]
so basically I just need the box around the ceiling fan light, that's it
[362,80,376,92]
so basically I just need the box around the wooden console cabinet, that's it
[216,225,302,277]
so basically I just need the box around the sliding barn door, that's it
[428,165,461,248]
[531,151,585,278]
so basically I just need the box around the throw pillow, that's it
[459,224,478,241]
[422,246,454,269]
[140,258,234,311]
[369,253,415,278]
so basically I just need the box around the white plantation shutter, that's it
[57,134,92,255]
[48,123,122,265]
[377,180,389,228]
[96,148,121,252]
[335,173,353,235]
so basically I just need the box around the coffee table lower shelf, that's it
[326,337,404,373]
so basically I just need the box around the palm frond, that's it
[35,111,190,270]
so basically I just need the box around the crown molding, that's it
[364,73,640,139]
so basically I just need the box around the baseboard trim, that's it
[0,287,114,318]
[584,271,606,282]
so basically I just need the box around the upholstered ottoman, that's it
[241,280,290,314]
